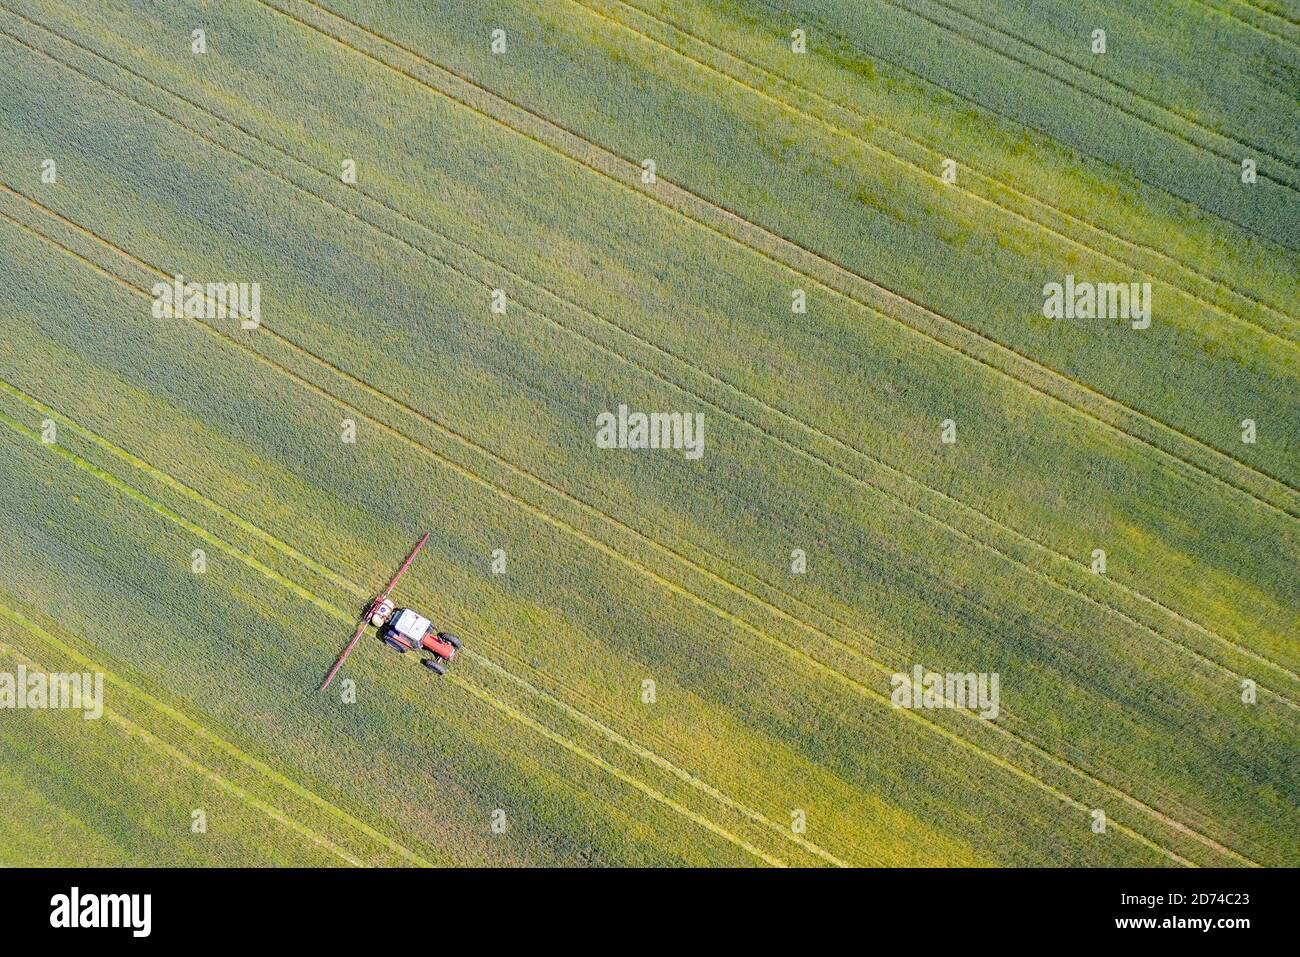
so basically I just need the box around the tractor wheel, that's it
[384,638,408,654]
[423,659,446,675]
[440,633,463,650]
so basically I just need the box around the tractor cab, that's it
[385,607,433,644]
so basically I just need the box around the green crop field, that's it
[0,0,1295,867]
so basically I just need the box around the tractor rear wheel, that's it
[423,659,446,675]
[384,638,408,654]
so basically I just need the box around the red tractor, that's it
[319,533,461,690]
[369,601,461,674]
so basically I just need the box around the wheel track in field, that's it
[0,399,802,868]
[1,205,1252,868]
[1239,0,1300,29]
[7,13,1289,748]
[871,0,1300,189]
[1190,0,1300,46]
[256,0,1300,515]
[5,12,1293,700]
[0,628,367,866]
[1245,0,1300,22]
[744,0,1300,250]
[583,0,1299,342]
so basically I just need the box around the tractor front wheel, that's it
[440,633,463,650]
[423,659,446,675]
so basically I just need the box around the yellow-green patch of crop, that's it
[0,638,347,866]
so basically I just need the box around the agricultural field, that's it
[0,0,1295,867]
